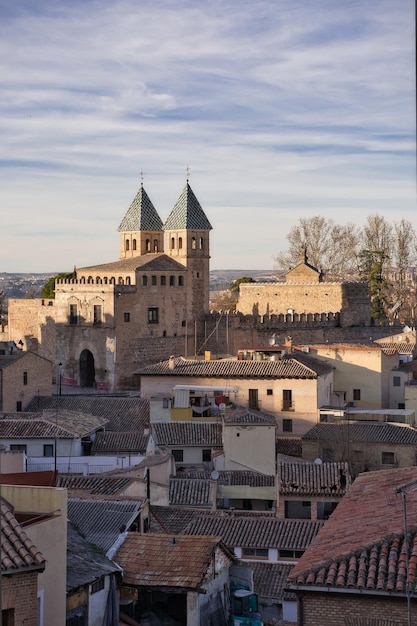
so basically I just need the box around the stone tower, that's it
[163,181,212,318]
[118,183,164,259]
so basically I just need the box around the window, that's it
[93,305,102,325]
[151,275,157,286]
[178,276,184,286]
[153,239,158,252]
[148,307,159,324]
[16,401,22,412]
[178,237,183,249]
[161,275,166,286]
[202,449,211,462]
[146,239,151,252]
[142,275,148,286]
[125,240,130,251]
[393,376,401,387]
[23,371,28,385]
[172,449,183,462]
[279,549,304,559]
[10,444,26,453]
[69,304,78,325]
[382,451,395,465]
[191,237,196,249]
[171,237,175,249]
[242,548,268,559]
[163,398,169,409]
[124,312,130,323]
[199,237,204,249]
[90,578,105,594]
[353,389,361,401]
[169,275,175,286]
[133,239,137,251]
[266,389,273,396]
[283,419,293,433]
[282,389,293,410]
[43,444,54,457]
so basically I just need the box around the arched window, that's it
[146,239,151,252]
[126,276,131,285]
[80,277,86,284]
[171,237,175,250]
[154,239,158,252]
[103,277,108,284]
[199,237,204,249]
[133,239,137,251]
[88,276,93,284]
[96,277,101,284]
[118,277,124,285]
[178,237,183,249]
[110,277,115,285]
[191,237,196,250]
[125,240,130,251]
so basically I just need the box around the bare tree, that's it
[274,215,360,279]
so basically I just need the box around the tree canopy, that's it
[41,272,75,299]
[275,213,417,324]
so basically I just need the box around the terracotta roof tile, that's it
[137,355,332,379]
[277,438,302,457]
[303,422,417,445]
[288,467,417,595]
[279,461,351,497]
[153,422,222,447]
[115,533,231,590]
[24,396,149,432]
[252,562,296,600]
[58,475,134,496]
[1,499,45,574]
[91,431,148,454]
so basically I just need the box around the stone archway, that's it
[79,349,95,388]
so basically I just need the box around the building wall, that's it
[308,345,398,408]
[2,486,67,626]
[237,281,370,327]
[223,424,276,475]
[302,438,417,474]
[405,382,417,414]
[2,570,40,625]
[1,351,52,412]
[298,590,415,626]
[1,437,83,458]
[142,373,329,437]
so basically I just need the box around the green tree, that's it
[229,276,255,295]
[359,250,391,325]
[41,272,75,299]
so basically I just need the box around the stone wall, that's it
[238,281,371,327]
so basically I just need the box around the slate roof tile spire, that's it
[163,182,212,230]
[118,183,163,232]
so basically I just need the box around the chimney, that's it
[168,356,175,370]
[284,336,293,353]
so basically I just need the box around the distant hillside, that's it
[210,269,282,290]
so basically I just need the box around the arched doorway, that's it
[79,349,95,387]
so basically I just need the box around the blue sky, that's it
[1,0,415,272]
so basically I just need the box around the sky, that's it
[1,0,415,273]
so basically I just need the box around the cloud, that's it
[0,0,415,272]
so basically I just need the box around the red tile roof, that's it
[115,533,232,590]
[136,355,332,379]
[288,467,417,595]
[1,499,45,574]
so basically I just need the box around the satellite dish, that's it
[211,471,219,481]
[219,403,226,412]
[314,458,323,465]
[268,334,276,346]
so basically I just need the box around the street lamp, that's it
[58,362,62,396]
